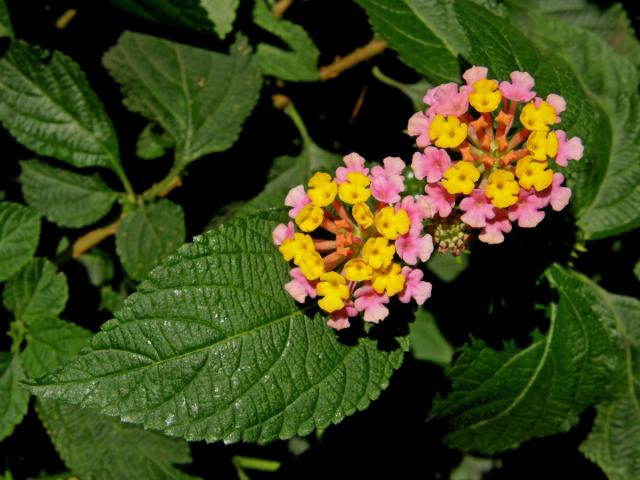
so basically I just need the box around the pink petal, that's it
[354,286,390,324]
[508,189,545,228]
[499,71,536,102]
[284,268,318,303]
[398,267,432,305]
[478,209,512,244]
[408,112,433,148]
[411,147,452,183]
[272,221,295,246]
[327,301,357,330]
[370,157,406,204]
[285,185,310,218]
[336,152,370,184]
[537,173,572,211]
[396,232,433,265]
[424,83,470,117]
[459,189,495,228]
[555,130,584,167]
[424,184,455,218]
[462,66,488,86]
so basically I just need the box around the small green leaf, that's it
[21,317,91,379]
[450,455,496,480]
[111,0,239,39]
[426,252,468,283]
[99,286,127,315]
[19,160,118,229]
[0,353,29,442]
[136,123,173,160]
[0,201,40,282]
[37,400,196,480]
[77,249,114,287]
[431,264,619,453]
[3,259,68,324]
[253,0,320,81]
[116,199,186,281]
[634,260,640,281]
[27,211,408,444]
[354,0,468,82]
[0,41,123,173]
[103,32,262,168]
[0,0,13,38]
[580,294,640,480]
[409,309,453,366]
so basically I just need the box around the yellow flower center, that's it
[486,169,520,208]
[468,79,502,113]
[338,172,371,204]
[361,237,395,270]
[295,204,324,232]
[374,206,411,240]
[520,101,556,132]
[316,272,350,312]
[343,258,373,282]
[429,114,468,148]
[441,161,481,195]
[527,130,559,160]
[372,263,405,297]
[515,156,553,191]
[307,172,338,207]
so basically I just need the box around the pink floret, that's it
[285,185,310,219]
[336,152,370,184]
[479,209,512,244]
[408,111,434,148]
[327,301,357,330]
[396,232,434,265]
[370,157,406,204]
[424,82,470,117]
[398,267,432,305]
[424,184,455,219]
[508,189,546,228]
[354,286,390,324]
[536,173,572,212]
[462,66,488,86]
[284,268,318,303]
[554,130,584,167]
[460,189,495,228]
[499,71,536,102]
[411,147,452,184]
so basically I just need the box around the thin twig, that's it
[273,0,294,18]
[319,39,388,81]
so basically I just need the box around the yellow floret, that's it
[317,272,350,313]
[295,204,324,232]
[527,130,559,160]
[372,263,405,297]
[428,114,468,148]
[278,233,314,263]
[441,161,481,195]
[374,206,411,240]
[297,250,325,281]
[468,79,502,113]
[520,101,557,131]
[486,169,520,208]
[515,156,554,191]
[352,202,374,229]
[361,237,395,270]
[307,172,338,207]
[343,258,373,282]
[338,172,371,204]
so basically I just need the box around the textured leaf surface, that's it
[501,1,640,239]
[116,199,185,281]
[111,0,239,39]
[103,32,262,168]
[580,294,640,480]
[3,258,68,324]
[28,211,408,443]
[21,317,92,379]
[409,309,452,366]
[253,0,319,81]
[0,41,123,173]
[430,264,619,453]
[354,0,468,82]
[0,201,40,282]
[19,160,117,228]
[0,353,29,442]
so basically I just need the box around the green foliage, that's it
[103,32,262,168]
[19,160,118,229]
[409,309,453,366]
[0,41,124,175]
[136,123,174,160]
[253,0,320,81]
[0,353,29,442]
[431,264,619,453]
[115,199,186,281]
[0,202,40,282]
[77,249,115,287]
[3,259,68,325]
[37,400,196,480]
[426,252,468,283]
[27,211,409,443]
[0,0,12,37]
[580,294,640,480]
[111,0,239,39]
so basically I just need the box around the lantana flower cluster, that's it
[272,154,433,330]
[408,66,583,247]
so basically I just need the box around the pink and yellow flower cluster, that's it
[272,153,433,330]
[408,66,583,245]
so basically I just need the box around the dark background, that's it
[1,0,638,478]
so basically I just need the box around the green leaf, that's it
[580,293,640,480]
[27,211,408,443]
[19,160,118,229]
[0,201,40,282]
[116,199,185,281]
[450,455,496,480]
[502,1,640,239]
[253,0,320,81]
[77,249,114,287]
[409,309,453,366]
[111,0,239,39]
[430,264,619,453]
[103,32,262,168]
[21,317,91,379]
[3,259,68,324]
[426,252,468,283]
[136,123,173,160]
[634,260,640,282]
[0,0,13,38]
[99,286,127,315]
[0,353,29,442]
[353,0,468,82]
[37,400,196,480]
[0,41,123,174]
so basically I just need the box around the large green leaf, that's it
[27,211,408,443]
[0,201,40,282]
[111,0,239,39]
[115,199,186,281]
[103,32,262,168]
[0,353,29,442]
[430,264,619,453]
[354,0,468,82]
[502,0,640,238]
[3,259,68,324]
[19,160,118,228]
[580,294,640,480]
[0,41,123,174]
[253,0,320,81]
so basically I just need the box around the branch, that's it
[273,0,294,18]
[319,39,388,81]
